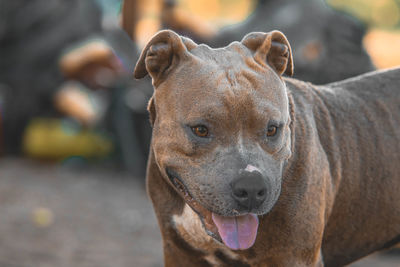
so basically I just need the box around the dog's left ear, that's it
[241,31,294,76]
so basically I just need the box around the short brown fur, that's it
[134,30,400,266]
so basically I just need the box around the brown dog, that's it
[134,30,400,266]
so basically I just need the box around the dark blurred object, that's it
[0,0,103,154]
[207,0,375,84]
[0,89,4,156]
[105,77,153,176]
[101,30,153,176]
[121,0,140,42]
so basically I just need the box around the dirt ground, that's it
[0,158,398,267]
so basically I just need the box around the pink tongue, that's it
[211,213,259,250]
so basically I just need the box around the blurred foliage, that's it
[328,0,400,29]
[327,0,400,68]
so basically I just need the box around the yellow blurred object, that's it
[182,0,221,21]
[162,5,217,40]
[23,118,113,160]
[32,207,54,228]
[135,17,162,48]
[180,0,255,26]
[364,29,400,69]
[135,0,163,47]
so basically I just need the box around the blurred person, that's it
[0,0,152,175]
[0,0,103,155]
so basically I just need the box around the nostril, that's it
[234,188,248,199]
[257,189,266,197]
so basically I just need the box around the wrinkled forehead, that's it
[155,42,289,117]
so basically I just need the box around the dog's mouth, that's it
[166,169,259,250]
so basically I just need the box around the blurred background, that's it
[0,0,399,266]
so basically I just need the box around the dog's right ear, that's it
[241,31,294,76]
[134,30,196,86]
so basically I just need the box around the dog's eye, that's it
[191,125,209,137]
[266,125,278,137]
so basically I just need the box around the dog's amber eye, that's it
[267,125,278,137]
[192,125,209,137]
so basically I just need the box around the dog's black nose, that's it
[231,170,267,211]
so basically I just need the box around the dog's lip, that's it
[166,168,223,243]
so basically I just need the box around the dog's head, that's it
[134,30,293,250]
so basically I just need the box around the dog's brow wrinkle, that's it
[225,69,238,87]
[240,69,260,90]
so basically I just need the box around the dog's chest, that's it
[172,204,244,265]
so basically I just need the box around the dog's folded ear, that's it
[134,30,196,86]
[241,31,294,76]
